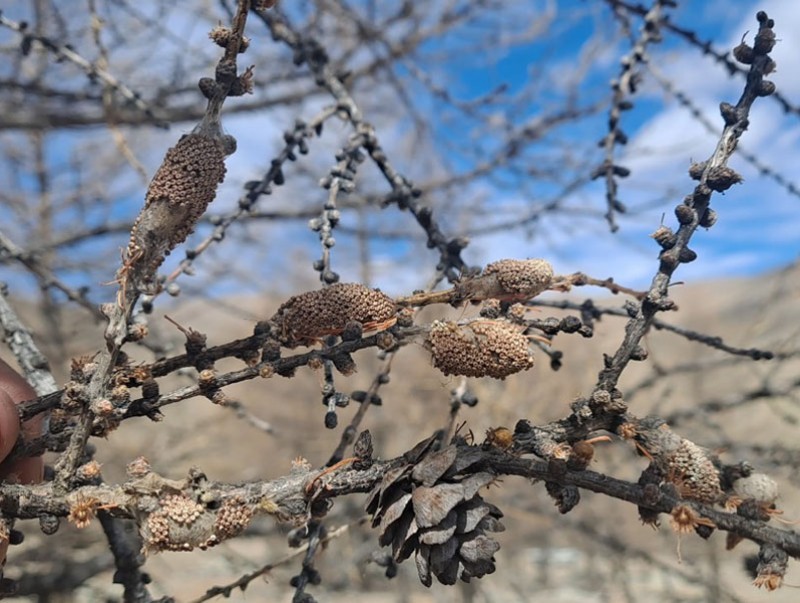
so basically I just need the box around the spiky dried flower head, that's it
[669,504,715,534]
[483,258,553,300]
[122,133,229,290]
[427,320,534,379]
[271,283,396,347]
[68,494,100,529]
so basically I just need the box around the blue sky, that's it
[450,0,800,288]
[1,1,798,303]
[230,0,800,295]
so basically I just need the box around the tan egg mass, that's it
[483,258,553,299]
[427,320,534,379]
[273,283,396,345]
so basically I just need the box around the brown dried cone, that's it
[427,320,534,379]
[121,132,229,291]
[365,444,505,587]
[271,283,397,347]
[628,416,723,505]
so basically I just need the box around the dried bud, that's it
[126,456,152,478]
[75,460,103,482]
[545,481,580,514]
[272,283,396,347]
[688,161,707,181]
[719,102,738,126]
[39,514,60,535]
[699,208,717,228]
[70,354,98,382]
[331,353,357,376]
[427,320,534,379]
[732,39,754,64]
[753,27,776,55]
[757,80,776,97]
[198,369,217,388]
[208,26,250,52]
[62,382,89,412]
[674,204,695,225]
[650,225,676,249]
[91,398,115,417]
[754,544,787,591]
[705,166,742,192]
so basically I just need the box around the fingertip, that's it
[0,392,20,462]
[10,457,43,485]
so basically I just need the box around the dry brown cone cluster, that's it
[122,133,228,289]
[427,320,534,379]
[271,282,396,346]
[628,416,723,505]
[365,443,505,587]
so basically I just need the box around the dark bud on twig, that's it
[39,514,60,535]
[706,166,743,192]
[733,37,754,64]
[757,80,776,97]
[199,77,217,99]
[754,543,788,591]
[208,26,250,52]
[688,161,707,180]
[674,204,695,225]
[651,225,676,250]
[719,102,738,126]
[753,24,777,55]
[545,481,580,514]
[331,353,357,376]
[324,410,338,429]
[353,430,374,470]
[699,208,718,228]
[8,530,23,546]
